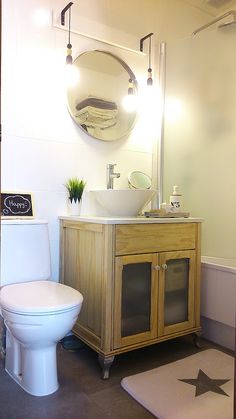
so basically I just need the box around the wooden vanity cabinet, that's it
[60,219,201,378]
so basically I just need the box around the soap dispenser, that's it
[170,185,182,211]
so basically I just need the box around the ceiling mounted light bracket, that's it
[140,32,154,86]
[140,32,154,53]
[61,2,74,26]
[61,2,74,64]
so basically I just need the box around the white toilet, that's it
[0,219,83,396]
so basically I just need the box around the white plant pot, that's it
[68,200,81,216]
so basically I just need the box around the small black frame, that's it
[1,192,34,218]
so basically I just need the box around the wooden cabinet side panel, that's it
[59,221,65,285]
[101,224,115,353]
[60,224,104,338]
[61,227,79,289]
[80,229,104,336]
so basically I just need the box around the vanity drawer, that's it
[115,223,196,255]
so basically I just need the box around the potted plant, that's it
[65,177,86,215]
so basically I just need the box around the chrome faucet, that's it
[106,163,120,189]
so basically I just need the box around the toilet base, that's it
[5,330,59,396]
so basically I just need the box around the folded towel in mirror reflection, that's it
[75,97,118,131]
[76,97,117,111]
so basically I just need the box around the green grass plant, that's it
[65,177,86,203]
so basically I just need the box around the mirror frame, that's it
[67,50,138,141]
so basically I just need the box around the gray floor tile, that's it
[0,337,231,419]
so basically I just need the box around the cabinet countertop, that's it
[59,215,204,225]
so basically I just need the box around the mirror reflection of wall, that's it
[67,50,138,141]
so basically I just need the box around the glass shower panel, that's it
[163,28,236,259]
[121,262,151,337]
[164,258,189,326]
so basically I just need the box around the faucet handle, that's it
[107,163,116,169]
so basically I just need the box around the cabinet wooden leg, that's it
[192,332,202,348]
[98,354,115,379]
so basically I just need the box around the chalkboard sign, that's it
[1,192,34,218]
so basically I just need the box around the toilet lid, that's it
[0,281,83,315]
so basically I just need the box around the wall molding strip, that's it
[52,23,146,55]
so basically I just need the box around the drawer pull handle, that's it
[153,265,161,271]
[161,263,168,270]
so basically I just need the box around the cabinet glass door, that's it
[158,250,195,336]
[114,254,158,349]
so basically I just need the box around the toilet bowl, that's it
[1,281,83,396]
[0,220,83,396]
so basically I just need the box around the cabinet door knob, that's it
[161,263,168,270]
[153,265,161,271]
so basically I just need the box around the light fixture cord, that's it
[148,36,152,69]
[68,6,71,45]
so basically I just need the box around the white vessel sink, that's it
[90,189,156,217]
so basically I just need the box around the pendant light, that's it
[123,77,137,112]
[128,78,134,95]
[140,33,154,86]
[61,2,74,64]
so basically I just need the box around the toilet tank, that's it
[1,219,51,287]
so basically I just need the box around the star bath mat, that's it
[121,349,234,419]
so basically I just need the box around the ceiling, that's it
[182,0,236,16]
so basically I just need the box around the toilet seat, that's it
[0,281,83,315]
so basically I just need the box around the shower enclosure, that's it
[162,15,236,260]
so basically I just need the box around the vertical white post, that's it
[157,41,166,207]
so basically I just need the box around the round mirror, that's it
[128,171,152,189]
[67,50,138,141]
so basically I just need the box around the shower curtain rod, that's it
[192,10,236,35]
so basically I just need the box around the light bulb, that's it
[65,65,80,87]
[32,9,51,26]
[122,94,138,112]
[165,97,184,123]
